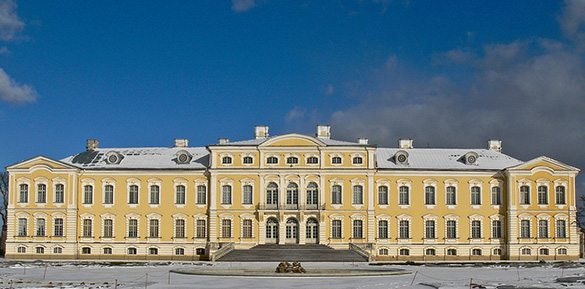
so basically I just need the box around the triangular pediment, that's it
[508,156,579,173]
[260,134,326,147]
[6,155,77,171]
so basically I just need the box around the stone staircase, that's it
[216,244,368,262]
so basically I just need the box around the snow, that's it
[0,260,584,288]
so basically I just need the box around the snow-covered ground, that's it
[0,260,584,288]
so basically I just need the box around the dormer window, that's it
[222,156,232,164]
[105,151,123,164]
[352,157,363,164]
[243,156,253,164]
[267,156,279,164]
[332,156,342,164]
[176,150,192,164]
[286,157,299,164]
[307,156,319,164]
[463,152,479,165]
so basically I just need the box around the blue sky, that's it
[0,0,584,192]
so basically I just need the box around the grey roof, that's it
[376,148,523,171]
[61,147,209,170]
[214,135,366,146]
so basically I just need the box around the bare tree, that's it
[577,194,585,230]
[0,171,7,256]
[0,172,7,227]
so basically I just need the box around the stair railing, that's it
[212,242,235,261]
[349,243,371,262]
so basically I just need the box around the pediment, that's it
[260,134,326,147]
[508,156,579,173]
[7,155,76,171]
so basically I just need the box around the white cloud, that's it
[559,0,585,48]
[0,68,38,104]
[0,46,8,54]
[329,38,585,178]
[0,0,24,41]
[286,106,306,122]
[232,0,258,13]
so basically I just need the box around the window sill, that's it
[446,205,457,209]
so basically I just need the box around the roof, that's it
[376,148,523,171]
[60,147,209,170]
[213,135,366,146]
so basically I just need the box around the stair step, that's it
[217,244,367,262]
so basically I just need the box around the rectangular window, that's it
[37,184,46,203]
[332,220,342,238]
[242,219,253,238]
[520,186,530,205]
[332,185,342,204]
[399,220,409,239]
[425,220,435,239]
[471,186,481,205]
[196,220,206,238]
[18,218,27,236]
[54,218,63,237]
[221,185,232,204]
[196,185,206,204]
[471,220,481,239]
[103,219,113,238]
[353,220,363,239]
[557,220,567,238]
[425,186,435,205]
[378,186,388,205]
[378,220,388,239]
[149,185,159,204]
[446,186,456,205]
[221,219,231,238]
[520,220,530,238]
[243,185,253,204]
[19,184,28,203]
[175,219,185,238]
[176,185,186,204]
[537,186,548,205]
[128,185,139,204]
[83,219,92,237]
[492,220,502,239]
[556,186,566,205]
[446,220,457,239]
[399,186,409,205]
[149,219,159,238]
[55,184,65,203]
[538,219,548,238]
[352,185,363,205]
[128,219,138,238]
[36,218,45,236]
[104,247,112,254]
[83,185,93,204]
[491,187,502,205]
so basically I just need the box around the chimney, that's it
[358,138,368,145]
[174,138,189,147]
[487,139,502,152]
[316,125,331,139]
[86,139,99,151]
[218,138,230,144]
[255,125,269,139]
[398,139,413,149]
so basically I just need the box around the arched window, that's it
[472,248,482,256]
[447,248,457,255]
[266,218,279,240]
[286,156,298,164]
[267,156,278,164]
[306,182,318,205]
[352,157,363,164]
[221,156,232,164]
[286,183,299,205]
[266,182,278,205]
[425,248,436,255]
[243,156,253,164]
[399,248,410,256]
[286,218,299,240]
[331,156,342,164]
[307,156,319,164]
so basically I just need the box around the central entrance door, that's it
[266,218,279,244]
[305,218,319,244]
[285,218,299,244]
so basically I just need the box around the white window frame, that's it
[102,178,116,206]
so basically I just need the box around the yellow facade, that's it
[5,125,580,261]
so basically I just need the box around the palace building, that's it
[4,125,580,261]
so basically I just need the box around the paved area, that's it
[218,244,367,262]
